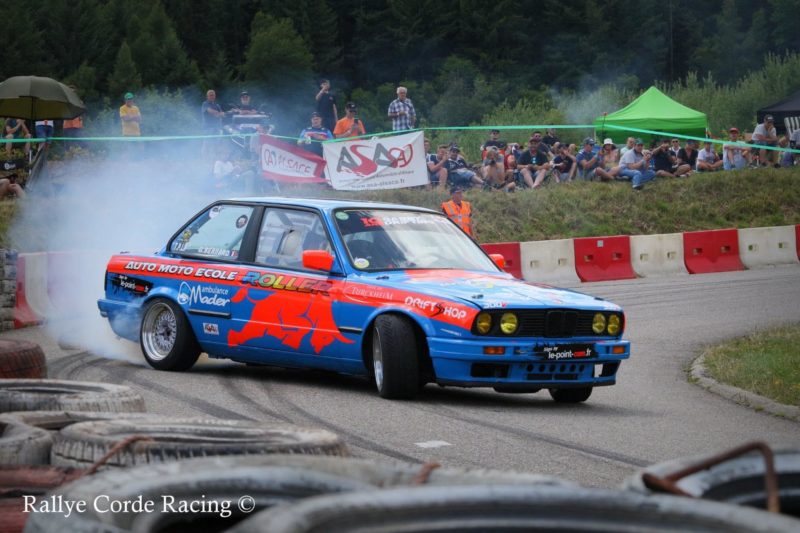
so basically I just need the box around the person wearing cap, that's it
[481,129,507,156]
[119,92,141,137]
[576,137,606,181]
[618,138,656,190]
[441,186,474,237]
[234,91,258,115]
[600,138,621,178]
[297,112,332,157]
[652,138,692,178]
[4,118,31,157]
[723,128,749,171]
[753,115,778,166]
[315,79,338,132]
[388,86,416,131]
[696,140,724,172]
[517,131,551,188]
[333,102,366,139]
[443,145,485,189]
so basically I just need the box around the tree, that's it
[108,40,142,100]
[65,62,100,102]
[242,13,314,93]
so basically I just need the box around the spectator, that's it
[551,143,577,182]
[599,138,621,179]
[619,136,636,156]
[669,138,682,160]
[441,186,474,237]
[4,118,31,157]
[443,145,484,189]
[723,127,748,171]
[34,119,54,152]
[388,86,416,131]
[790,128,800,165]
[517,132,551,188]
[426,141,448,191]
[233,91,258,115]
[677,139,699,171]
[213,145,257,195]
[333,102,366,139]
[481,129,507,154]
[778,136,794,167]
[506,141,522,160]
[482,146,514,191]
[652,138,691,177]
[62,86,84,145]
[542,128,559,150]
[119,92,141,137]
[752,114,778,166]
[201,89,224,157]
[315,79,338,132]
[618,138,656,190]
[696,141,724,171]
[0,174,25,198]
[576,138,613,181]
[297,112,332,157]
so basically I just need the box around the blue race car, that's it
[99,198,629,401]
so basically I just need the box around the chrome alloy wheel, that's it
[372,327,384,390]
[141,302,177,361]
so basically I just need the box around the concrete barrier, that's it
[683,229,745,274]
[573,236,636,282]
[520,239,579,284]
[738,225,799,269]
[480,242,522,279]
[630,233,688,277]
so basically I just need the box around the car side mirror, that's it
[302,250,334,271]
[489,253,505,269]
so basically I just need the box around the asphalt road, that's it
[14,265,800,488]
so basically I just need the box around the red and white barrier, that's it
[480,242,523,279]
[737,226,799,269]
[573,235,637,282]
[683,229,744,274]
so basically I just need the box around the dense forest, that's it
[2,0,799,141]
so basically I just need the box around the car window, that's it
[170,204,254,261]
[255,208,331,270]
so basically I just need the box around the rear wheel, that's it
[548,387,592,403]
[140,298,200,371]
[372,315,420,400]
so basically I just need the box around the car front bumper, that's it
[428,337,630,388]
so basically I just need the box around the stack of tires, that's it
[0,250,16,333]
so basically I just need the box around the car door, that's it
[227,207,356,366]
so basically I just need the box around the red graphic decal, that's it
[388,144,413,168]
[348,145,379,176]
[227,288,353,353]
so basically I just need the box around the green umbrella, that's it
[0,75,86,120]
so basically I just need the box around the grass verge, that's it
[703,325,800,407]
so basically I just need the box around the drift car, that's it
[98,198,629,401]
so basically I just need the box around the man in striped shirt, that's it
[387,86,416,131]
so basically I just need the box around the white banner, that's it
[323,131,428,191]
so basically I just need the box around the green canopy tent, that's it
[594,87,708,146]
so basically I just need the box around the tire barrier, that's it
[50,418,349,470]
[230,484,800,533]
[0,340,46,379]
[682,228,745,274]
[630,233,688,278]
[0,379,146,414]
[623,444,800,518]
[0,419,52,466]
[0,465,84,533]
[520,239,580,284]
[480,242,522,279]
[573,235,637,282]
[738,225,799,269]
[22,454,570,533]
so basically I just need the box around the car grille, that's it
[485,309,603,338]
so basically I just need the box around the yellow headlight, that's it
[500,313,518,334]
[607,314,621,335]
[592,313,606,334]
[476,312,492,334]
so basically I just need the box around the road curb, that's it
[690,352,800,422]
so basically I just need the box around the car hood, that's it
[355,270,620,311]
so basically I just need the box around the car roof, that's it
[226,196,440,214]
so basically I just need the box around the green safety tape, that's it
[4,123,798,154]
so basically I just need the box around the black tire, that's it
[229,484,800,533]
[0,339,46,379]
[0,410,154,432]
[139,297,201,371]
[51,418,349,469]
[0,418,52,465]
[371,315,420,400]
[549,387,593,403]
[0,379,146,413]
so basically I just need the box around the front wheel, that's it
[548,387,592,403]
[371,315,420,400]
[140,298,200,371]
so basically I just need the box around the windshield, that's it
[334,209,499,272]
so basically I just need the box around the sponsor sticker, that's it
[354,258,370,269]
[178,282,231,307]
[335,212,349,220]
[203,323,220,335]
